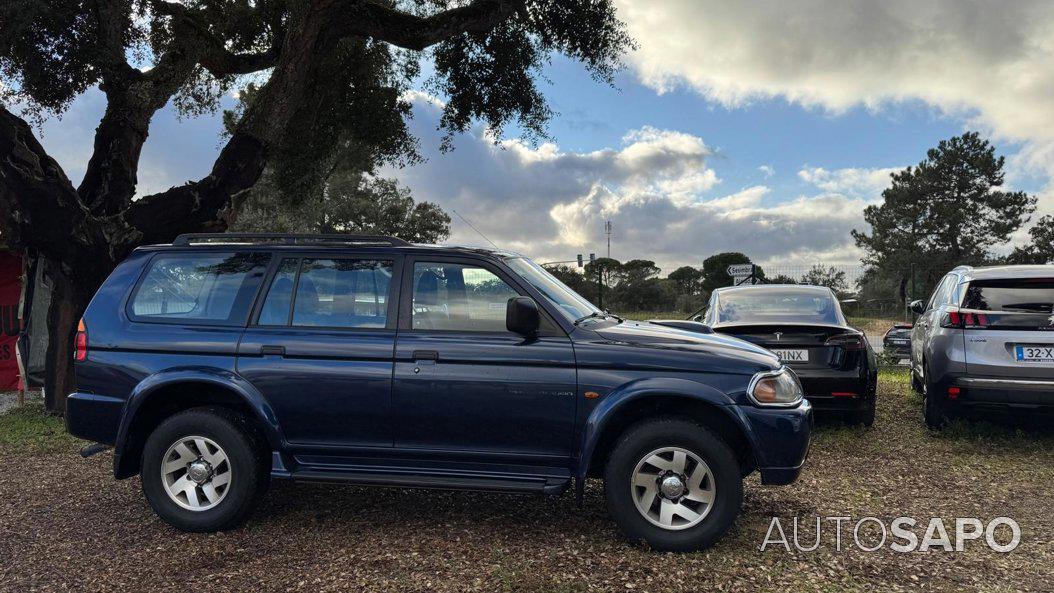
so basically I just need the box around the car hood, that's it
[575,319,780,375]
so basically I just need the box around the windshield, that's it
[505,257,601,322]
[716,289,843,325]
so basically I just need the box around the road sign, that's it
[577,254,583,267]
[727,264,753,276]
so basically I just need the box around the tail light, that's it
[940,309,989,328]
[74,318,88,362]
[825,332,865,350]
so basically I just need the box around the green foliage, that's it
[231,172,450,243]
[0,403,82,454]
[1006,215,1054,264]
[668,266,703,294]
[2,1,631,157]
[701,252,765,293]
[610,260,666,311]
[429,0,633,146]
[800,265,850,296]
[583,257,623,287]
[852,132,1036,302]
[543,264,596,302]
[0,0,115,119]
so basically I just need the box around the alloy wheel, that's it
[161,436,232,511]
[630,446,715,531]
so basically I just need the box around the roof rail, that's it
[171,233,410,247]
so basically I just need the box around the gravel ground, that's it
[1,373,1051,593]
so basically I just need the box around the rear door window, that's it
[256,258,395,329]
[926,274,956,311]
[130,252,271,325]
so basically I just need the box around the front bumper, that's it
[737,399,813,485]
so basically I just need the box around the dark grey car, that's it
[909,265,1054,428]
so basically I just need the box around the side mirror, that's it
[506,296,541,336]
[909,300,925,315]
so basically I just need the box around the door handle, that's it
[412,350,439,361]
[260,345,286,356]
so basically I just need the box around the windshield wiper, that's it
[574,311,622,325]
[573,312,605,325]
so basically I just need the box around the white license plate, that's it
[772,349,808,363]
[891,339,908,345]
[1015,345,1054,362]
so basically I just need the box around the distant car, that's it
[682,285,878,426]
[909,265,1054,429]
[882,324,913,359]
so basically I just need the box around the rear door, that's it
[960,277,1054,378]
[236,253,401,449]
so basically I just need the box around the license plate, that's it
[1015,345,1054,362]
[891,339,908,345]
[772,349,808,363]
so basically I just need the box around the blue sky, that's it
[29,0,1054,272]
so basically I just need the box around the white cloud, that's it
[616,0,1054,144]
[614,0,1054,251]
[386,96,869,270]
[797,166,900,198]
[758,165,775,178]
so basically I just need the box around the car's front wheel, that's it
[604,418,742,552]
[141,407,269,532]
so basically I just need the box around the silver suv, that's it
[909,265,1054,428]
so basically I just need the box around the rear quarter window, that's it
[129,252,271,325]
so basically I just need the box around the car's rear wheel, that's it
[141,407,269,532]
[850,398,876,427]
[921,363,948,430]
[604,418,742,552]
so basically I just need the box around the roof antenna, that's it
[452,209,499,250]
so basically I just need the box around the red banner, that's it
[0,253,21,390]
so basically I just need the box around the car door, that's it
[237,254,401,449]
[392,256,577,459]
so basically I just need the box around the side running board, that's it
[288,468,570,495]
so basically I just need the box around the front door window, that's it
[411,262,519,332]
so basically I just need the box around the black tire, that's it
[910,368,923,394]
[922,363,948,430]
[603,417,743,552]
[850,398,876,427]
[141,407,270,532]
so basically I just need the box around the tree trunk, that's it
[41,260,92,415]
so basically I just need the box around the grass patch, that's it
[0,403,83,454]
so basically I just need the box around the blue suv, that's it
[67,234,812,551]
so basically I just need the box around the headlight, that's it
[748,367,803,407]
